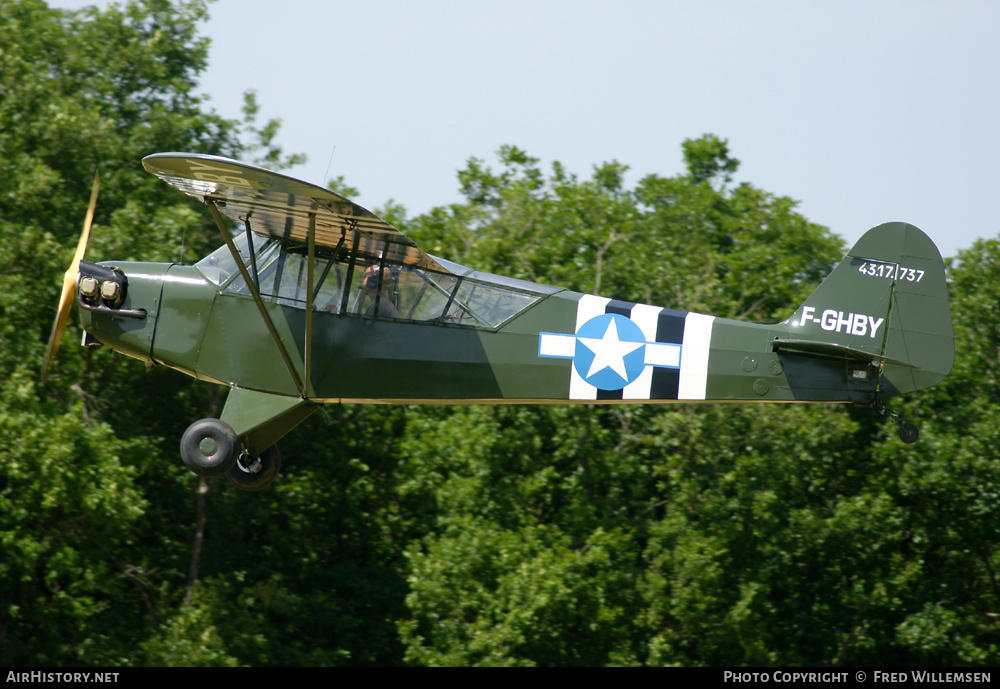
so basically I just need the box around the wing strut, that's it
[304,209,317,395]
[244,217,261,291]
[208,201,307,397]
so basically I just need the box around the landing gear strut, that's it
[871,398,919,444]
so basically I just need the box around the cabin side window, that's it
[222,245,330,309]
[217,242,548,328]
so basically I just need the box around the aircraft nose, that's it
[79,261,167,364]
[77,261,148,318]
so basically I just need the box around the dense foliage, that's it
[2,0,997,666]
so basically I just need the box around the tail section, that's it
[778,222,954,396]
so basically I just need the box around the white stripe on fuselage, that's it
[678,312,715,400]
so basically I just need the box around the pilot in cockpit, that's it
[359,264,399,318]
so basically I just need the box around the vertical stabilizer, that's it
[781,222,954,395]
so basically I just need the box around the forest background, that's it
[2,0,999,667]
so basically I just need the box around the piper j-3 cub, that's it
[43,153,955,490]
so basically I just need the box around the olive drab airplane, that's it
[42,153,955,490]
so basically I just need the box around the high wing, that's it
[141,152,449,273]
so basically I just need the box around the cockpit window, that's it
[211,240,554,329]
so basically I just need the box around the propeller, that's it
[41,169,100,383]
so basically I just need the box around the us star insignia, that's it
[538,313,681,391]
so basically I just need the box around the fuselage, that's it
[80,242,882,407]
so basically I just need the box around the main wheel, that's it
[227,445,281,491]
[180,418,239,477]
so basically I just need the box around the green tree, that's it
[681,133,740,185]
[0,0,295,665]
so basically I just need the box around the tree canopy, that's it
[2,0,998,667]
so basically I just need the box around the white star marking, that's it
[577,317,644,380]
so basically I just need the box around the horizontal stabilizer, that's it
[771,338,918,369]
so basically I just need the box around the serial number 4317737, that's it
[858,262,924,283]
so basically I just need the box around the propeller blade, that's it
[41,169,100,383]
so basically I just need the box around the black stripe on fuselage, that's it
[650,308,687,400]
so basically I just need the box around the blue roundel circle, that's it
[573,313,647,390]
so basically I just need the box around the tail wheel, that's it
[898,422,919,444]
[180,418,239,477]
[871,398,921,444]
[227,445,281,491]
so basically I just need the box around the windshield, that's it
[195,232,274,286]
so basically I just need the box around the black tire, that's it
[227,445,281,491]
[898,422,919,444]
[180,418,239,477]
